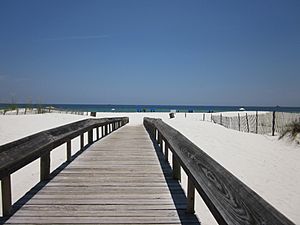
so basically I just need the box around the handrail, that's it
[143,117,294,225]
[0,117,129,217]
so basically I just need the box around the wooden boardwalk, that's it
[2,125,200,224]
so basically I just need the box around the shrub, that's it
[279,121,300,143]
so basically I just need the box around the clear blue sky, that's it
[0,0,299,106]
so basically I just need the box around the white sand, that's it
[0,112,299,224]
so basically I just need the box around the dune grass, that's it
[279,121,300,143]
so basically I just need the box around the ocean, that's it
[0,104,300,113]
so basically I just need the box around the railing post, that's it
[96,127,100,139]
[101,126,104,137]
[187,177,195,214]
[66,140,71,162]
[88,129,93,144]
[220,113,222,125]
[1,175,12,217]
[80,133,84,149]
[104,124,108,136]
[158,133,162,150]
[164,141,169,161]
[40,152,50,181]
[172,154,181,181]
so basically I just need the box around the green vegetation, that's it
[279,121,300,143]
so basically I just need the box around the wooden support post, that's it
[80,133,84,149]
[164,141,169,162]
[66,140,71,162]
[104,124,108,136]
[203,113,205,121]
[101,126,104,137]
[96,127,100,139]
[158,132,162,150]
[88,129,93,144]
[172,154,181,181]
[246,113,249,132]
[238,113,240,131]
[220,113,222,125]
[40,152,50,181]
[272,111,276,136]
[187,177,195,214]
[256,111,258,134]
[1,175,12,217]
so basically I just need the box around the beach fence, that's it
[0,108,85,116]
[210,111,300,136]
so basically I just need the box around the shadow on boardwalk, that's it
[149,135,201,225]
[1,126,201,225]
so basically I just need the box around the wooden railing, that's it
[143,117,294,225]
[0,117,129,217]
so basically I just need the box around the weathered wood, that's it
[164,141,169,162]
[40,152,50,181]
[105,124,108,136]
[238,113,240,131]
[96,127,100,140]
[0,117,129,218]
[144,117,295,225]
[88,129,93,144]
[101,126,104,137]
[187,177,195,214]
[2,125,198,225]
[80,133,84,149]
[272,111,276,136]
[256,111,258,134]
[246,113,250,132]
[158,132,162,150]
[1,175,12,217]
[66,140,71,162]
[172,154,181,181]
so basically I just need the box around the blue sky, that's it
[0,0,299,106]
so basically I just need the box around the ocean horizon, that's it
[1,103,300,113]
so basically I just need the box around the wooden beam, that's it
[1,175,12,217]
[40,152,50,181]
[80,134,84,149]
[66,140,71,162]
[272,111,276,136]
[187,177,195,214]
[96,127,100,140]
[164,141,169,162]
[88,129,93,144]
[172,154,181,181]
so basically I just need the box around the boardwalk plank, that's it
[2,125,200,225]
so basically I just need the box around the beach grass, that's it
[279,121,300,143]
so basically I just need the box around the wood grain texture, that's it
[144,117,295,225]
[0,117,129,180]
[2,125,200,225]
